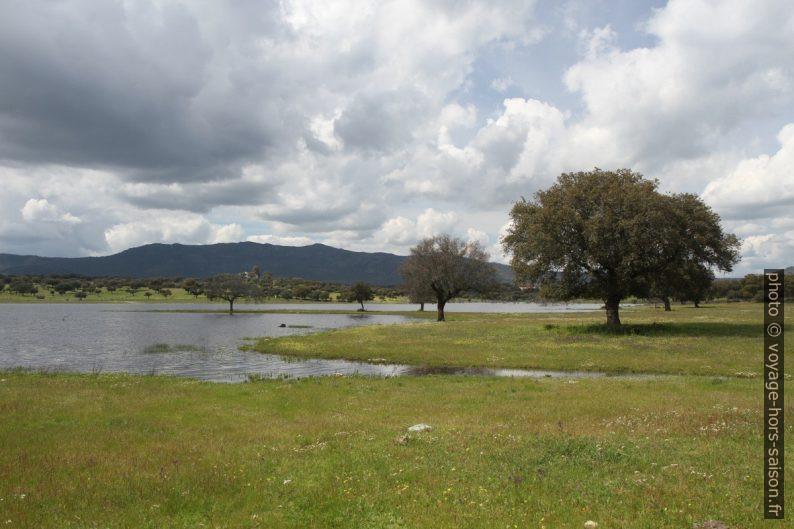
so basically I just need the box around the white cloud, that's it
[696,123,794,272]
[416,209,458,238]
[702,124,794,220]
[246,234,315,246]
[485,220,514,264]
[375,216,417,245]
[476,98,568,183]
[373,208,459,247]
[466,227,489,246]
[309,111,344,151]
[491,76,514,92]
[104,214,243,252]
[735,231,794,273]
[21,198,81,224]
[210,223,245,243]
[564,1,794,168]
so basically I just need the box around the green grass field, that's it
[0,301,790,528]
[252,302,788,377]
[0,372,785,529]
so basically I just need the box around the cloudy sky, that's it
[1,0,792,275]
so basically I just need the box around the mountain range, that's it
[0,242,513,285]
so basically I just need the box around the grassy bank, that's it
[252,303,790,377]
[1,371,786,528]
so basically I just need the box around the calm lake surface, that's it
[169,301,606,313]
[0,302,605,382]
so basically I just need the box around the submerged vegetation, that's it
[142,343,206,354]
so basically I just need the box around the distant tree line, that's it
[1,267,790,307]
[0,269,524,304]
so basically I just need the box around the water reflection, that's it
[0,304,418,382]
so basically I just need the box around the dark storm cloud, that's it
[268,208,386,235]
[119,178,278,213]
[334,91,429,153]
[0,0,290,182]
[712,198,794,222]
[261,204,362,227]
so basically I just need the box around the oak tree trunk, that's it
[662,297,671,311]
[605,297,621,326]
[437,300,446,322]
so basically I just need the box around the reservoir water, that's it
[0,302,605,382]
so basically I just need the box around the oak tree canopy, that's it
[502,168,740,325]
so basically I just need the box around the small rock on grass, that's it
[584,521,598,529]
[407,423,433,432]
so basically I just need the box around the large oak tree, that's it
[502,168,740,325]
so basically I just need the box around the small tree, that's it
[672,263,714,308]
[159,288,173,299]
[402,276,435,312]
[9,280,37,296]
[401,234,497,322]
[278,288,293,300]
[181,279,204,299]
[74,290,88,301]
[205,274,260,314]
[350,282,374,311]
[54,281,73,295]
[293,284,311,300]
[739,274,764,301]
[648,193,739,310]
[315,290,330,301]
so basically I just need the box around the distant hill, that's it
[0,242,514,285]
[786,266,793,275]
